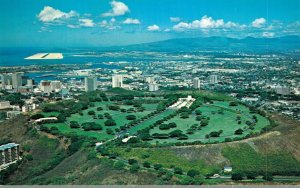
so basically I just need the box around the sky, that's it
[0,0,299,47]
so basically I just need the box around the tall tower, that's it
[112,75,123,88]
[193,77,201,89]
[85,77,97,92]
[12,72,23,89]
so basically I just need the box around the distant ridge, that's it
[115,35,300,53]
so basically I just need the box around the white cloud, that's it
[79,19,95,27]
[102,0,129,17]
[170,17,180,22]
[100,19,120,30]
[123,18,140,24]
[252,18,266,28]
[164,28,171,32]
[262,31,275,38]
[173,15,240,31]
[38,6,77,22]
[147,24,160,31]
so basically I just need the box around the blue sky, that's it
[0,0,299,47]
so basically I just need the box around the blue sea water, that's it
[0,47,122,67]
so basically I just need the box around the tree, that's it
[143,161,151,168]
[231,172,244,181]
[104,119,116,126]
[70,121,80,128]
[113,161,125,170]
[262,174,273,181]
[235,128,244,135]
[180,112,189,119]
[88,111,95,116]
[169,130,183,138]
[201,119,209,126]
[56,113,66,123]
[106,128,114,135]
[31,113,45,120]
[187,169,200,177]
[130,163,140,173]
[128,158,138,165]
[139,133,152,141]
[126,115,136,120]
[195,109,202,115]
[97,107,103,111]
[174,167,183,175]
[246,172,258,180]
[229,101,238,106]
[153,164,162,170]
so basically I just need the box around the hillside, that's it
[1,94,300,185]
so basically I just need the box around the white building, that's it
[50,80,62,92]
[85,77,97,92]
[149,83,159,92]
[40,80,52,94]
[193,77,201,89]
[275,85,290,95]
[210,74,219,84]
[145,76,155,84]
[26,79,34,87]
[0,74,12,89]
[112,75,123,88]
[0,101,11,110]
[12,72,23,89]
[6,111,21,119]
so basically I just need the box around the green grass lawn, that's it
[45,100,160,141]
[43,99,269,144]
[128,109,176,134]
[148,101,269,143]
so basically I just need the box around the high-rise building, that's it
[50,80,62,92]
[12,72,23,89]
[40,80,52,93]
[26,79,34,87]
[85,77,97,92]
[193,77,201,89]
[149,83,159,92]
[210,75,219,84]
[0,74,12,89]
[112,75,123,88]
[21,75,29,86]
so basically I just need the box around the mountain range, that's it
[114,35,300,53]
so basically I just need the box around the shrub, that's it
[174,167,183,174]
[231,172,244,181]
[235,128,244,135]
[128,158,138,165]
[154,164,162,170]
[113,161,125,170]
[187,169,200,177]
[104,119,116,126]
[143,161,151,168]
[31,113,45,120]
[88,111,95,115]
[70,121,80,128]
[130,163,140,173]
[126,115,137,120]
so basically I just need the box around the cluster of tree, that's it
[159,122,177,130]
[104,119,116,126]
[186,124,202,135]
[82,122,102,131]
[206,130,223,138]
